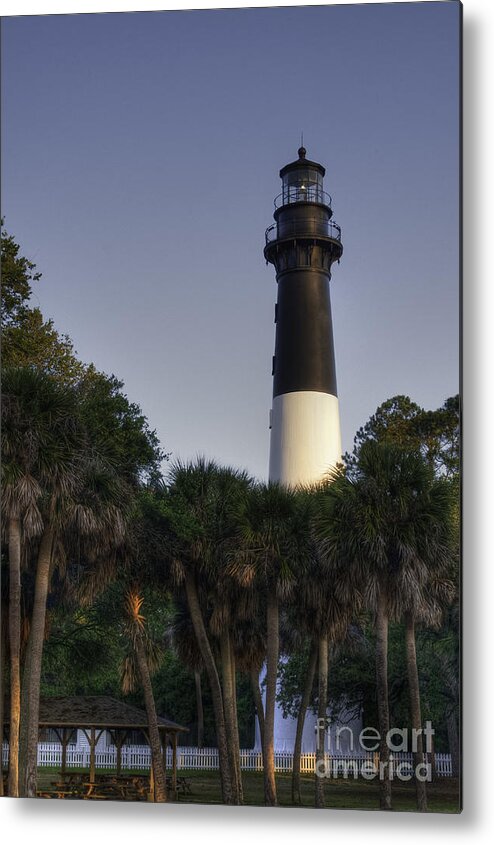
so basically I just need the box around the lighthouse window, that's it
[282,168,323,205]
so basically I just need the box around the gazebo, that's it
[10,695,188,799]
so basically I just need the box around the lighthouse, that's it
[265,146,343,486]
[254,148,361,755]
[254,147,353,755]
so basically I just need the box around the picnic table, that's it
[37,770,91,799]
[37,779,83,799]
[36,772,149,800]
[35,771,191,801]
[83,774,149,800]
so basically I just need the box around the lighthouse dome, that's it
[279,148,326,207]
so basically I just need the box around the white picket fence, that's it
[1,742,453,777]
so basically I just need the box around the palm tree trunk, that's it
[315,633,329,808]
[375,589,392,810]
[405,613,427,811]
[24,525,54,798]
[429,731,437,781]
[220,629,241,804]
[250,668,265,761]
[230,647,243,803]
[18,629,33,795]
[446,708,459,778]
[292,639,318,805]
[8,517,22,797]
[134,631,167,802]
[184,572,233,804]
[194,670,204,748]
[264,590,279,806]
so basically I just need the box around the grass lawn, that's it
[35,767,460,812]
[178,770,460,813]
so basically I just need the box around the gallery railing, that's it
[265,218,342,245]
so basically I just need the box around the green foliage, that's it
[317,440,456,617]
[276,618,453,752]
[1,365,86,538]
[347,394,460,479]
[146,651,255,748]
[2,307,86,384]
[1,221,40,327]
[234,673,256,748]
[414,606,459,750]
[42,603,124,696]
[2,223,460,776]
[1,223,85,382]
[276,624,376,726]
[77,368,164,487]
[232,481,312,594]
[276,641,315,720]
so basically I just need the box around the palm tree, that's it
[388,469,455,812]
[122,590,167,802]
[231,483,312,806]
[169,588,243,800]
[287,524,359,808]
[194,670,204,748]
[1,368,81,796]
[2,365,161,797]
[167,598,206,748]
[401,574,455,810]
[164,458,253,805]
[315,441,454,811]
[2,378,40,797]
[283,638,317,805]
[203,465,255,805]
[232,587,267,767]
[135,478,236,802]
[2,370,131,798]
[5,514,22,797]
[23,468,128,797]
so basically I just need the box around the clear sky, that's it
[1,1,460,481]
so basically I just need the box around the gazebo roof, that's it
[26,695,188,733]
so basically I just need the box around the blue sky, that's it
[1,2,460,480]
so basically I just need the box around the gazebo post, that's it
[82,728,104,783]
[56,728,71,775]
[62,729,69,774]
[117,731,128,775]
[171,733,177,800]
[61,728,68,775]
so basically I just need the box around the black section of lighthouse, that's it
[264,147,343,485]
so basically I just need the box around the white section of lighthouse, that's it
[269,392,342,486]
[264,146,343,486]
